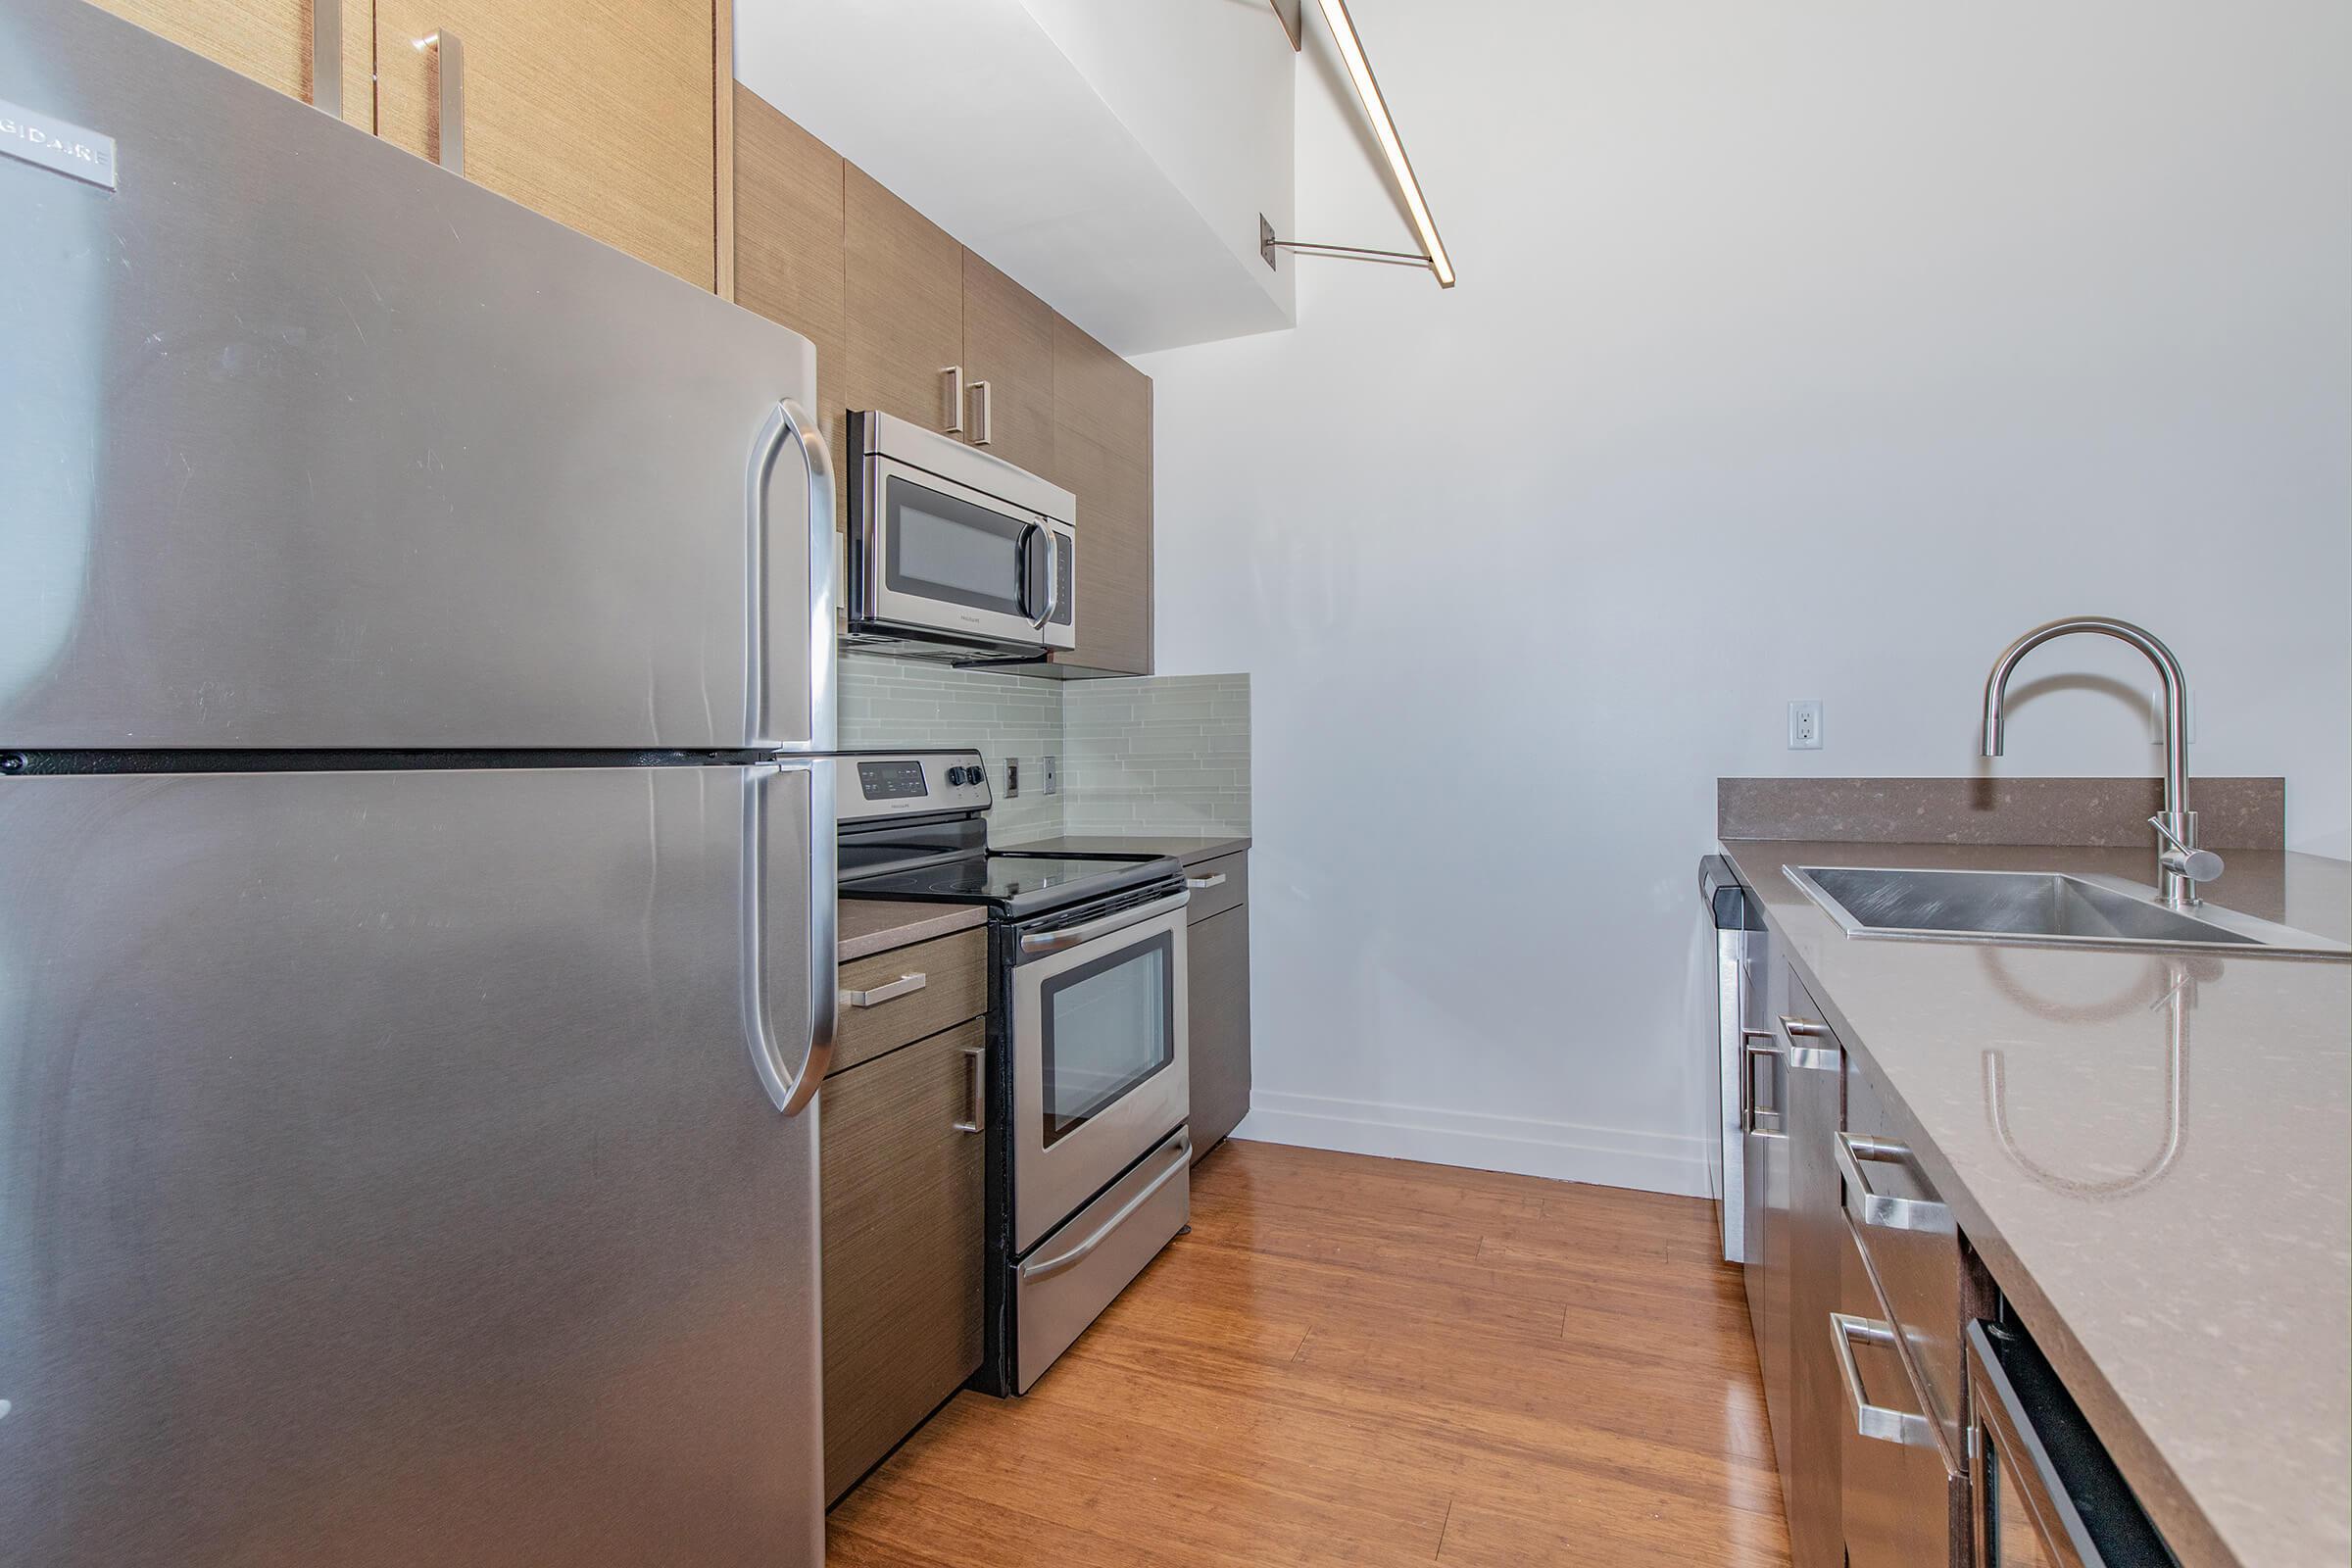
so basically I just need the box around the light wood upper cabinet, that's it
[733,86,849,518]
[89,0,372,127]
[1051,317,1153,675]
[374,0,718,289]
[843,164,964,435]
[959,251,1056,478]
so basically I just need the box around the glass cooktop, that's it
[840,852,1178,913]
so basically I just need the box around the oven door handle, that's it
[1020,1131,1193,1283]
[1018,889,1191,956]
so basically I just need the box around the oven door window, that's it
[884,475,1028,618]
[1039,932,1175,1147]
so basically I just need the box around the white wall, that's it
[1136,0,2352,1195]
[1015,0,1295,323]
[736,0,1296,351]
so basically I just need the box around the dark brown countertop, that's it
[999,833,1250,867]
[1718,838,2350,1568]
[836,899,986,963]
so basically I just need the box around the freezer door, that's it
[0,763,828,1565]
[0,1,831,751]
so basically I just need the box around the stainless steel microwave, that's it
[845,410,1076,658]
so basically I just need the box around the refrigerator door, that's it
[0,762,828,1565]
[0,0,831,752]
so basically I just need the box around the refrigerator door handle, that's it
[746,398,838,749]
[743,760,836,1115]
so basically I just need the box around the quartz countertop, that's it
[998,833,1250,867]
[1717,838,2351,1568]
[836,899,985,962]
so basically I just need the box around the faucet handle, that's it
[2149,814,2225,884]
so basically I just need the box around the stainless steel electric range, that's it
[833,751,1192,1395]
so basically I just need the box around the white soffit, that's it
[735,0,1298,356]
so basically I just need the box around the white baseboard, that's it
[1228,1090,1715,1200]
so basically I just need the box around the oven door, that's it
[859,457,1076,653]
[1010,893,1190,1253]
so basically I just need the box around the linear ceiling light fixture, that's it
[1261,0,1454,288]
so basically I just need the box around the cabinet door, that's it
[819,1019,985,1503]
[90,0,371,128]
[734,86,848,524]
[1050,317,1152,675]
[373,0,717,289]
[960,251,1055,476]
[1186,904,1251,1160]
[844,165,963,435]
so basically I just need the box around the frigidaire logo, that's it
[0,97,119,191]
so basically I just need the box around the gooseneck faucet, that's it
[1980,616,2223,909]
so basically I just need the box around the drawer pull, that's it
[1742,1032,1784,1135]
[1836,1131,1953,1235]
[1830,1313,1936,1448]
[1779,1013,1831,1038]
[953,1043,986,1134]
[1186,872,1228,891]
[841,971,927,1007]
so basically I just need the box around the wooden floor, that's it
[826,1140,1790,1566]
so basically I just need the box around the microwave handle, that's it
[1037,529,1062,629]
[1019,520,1052,629]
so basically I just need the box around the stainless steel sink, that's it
[1784,865,2350,959]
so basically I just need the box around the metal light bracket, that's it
[1259,214,1439,276]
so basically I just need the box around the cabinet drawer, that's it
[832,927,987,1076]
[1841,1043,1964,1464]
[1182,852,1248,923]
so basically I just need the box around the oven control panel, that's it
[832,750,992,822]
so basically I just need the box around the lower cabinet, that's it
[819,1017,986,1503]
[1184,853,1251,1160]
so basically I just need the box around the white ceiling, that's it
[734,0,1299,355]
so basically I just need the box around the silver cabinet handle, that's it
[1742,1031,1785,1135]
[415,29,464,172]
[967,379,994,446]
[841,972,926,1007]
[1186,872,1228,891]
[1831,1313,1936,1448]
[310,0,343,117]
[953,1043,986,1134]
[744,398,834,746]
[1836,1131,1953,1234]
[1020,1132,1191,1281]
[939,366,964,433]
[742,761,834,1116]
[1018,889,1190,956]
[1780,1013,1831,1039]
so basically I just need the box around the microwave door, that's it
[865,461,1066,650]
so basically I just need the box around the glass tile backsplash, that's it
[837,656,1249,844]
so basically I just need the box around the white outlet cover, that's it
[1788,700,1824,750]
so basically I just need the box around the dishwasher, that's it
[1967,1316,2180,1566]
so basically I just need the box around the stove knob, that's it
[944,766,965,787]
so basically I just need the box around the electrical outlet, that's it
[1003,757,1019,798]
[1043,755,1059,796]
[1788,700,1824,750]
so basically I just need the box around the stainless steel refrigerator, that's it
[0,3,837,1561]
